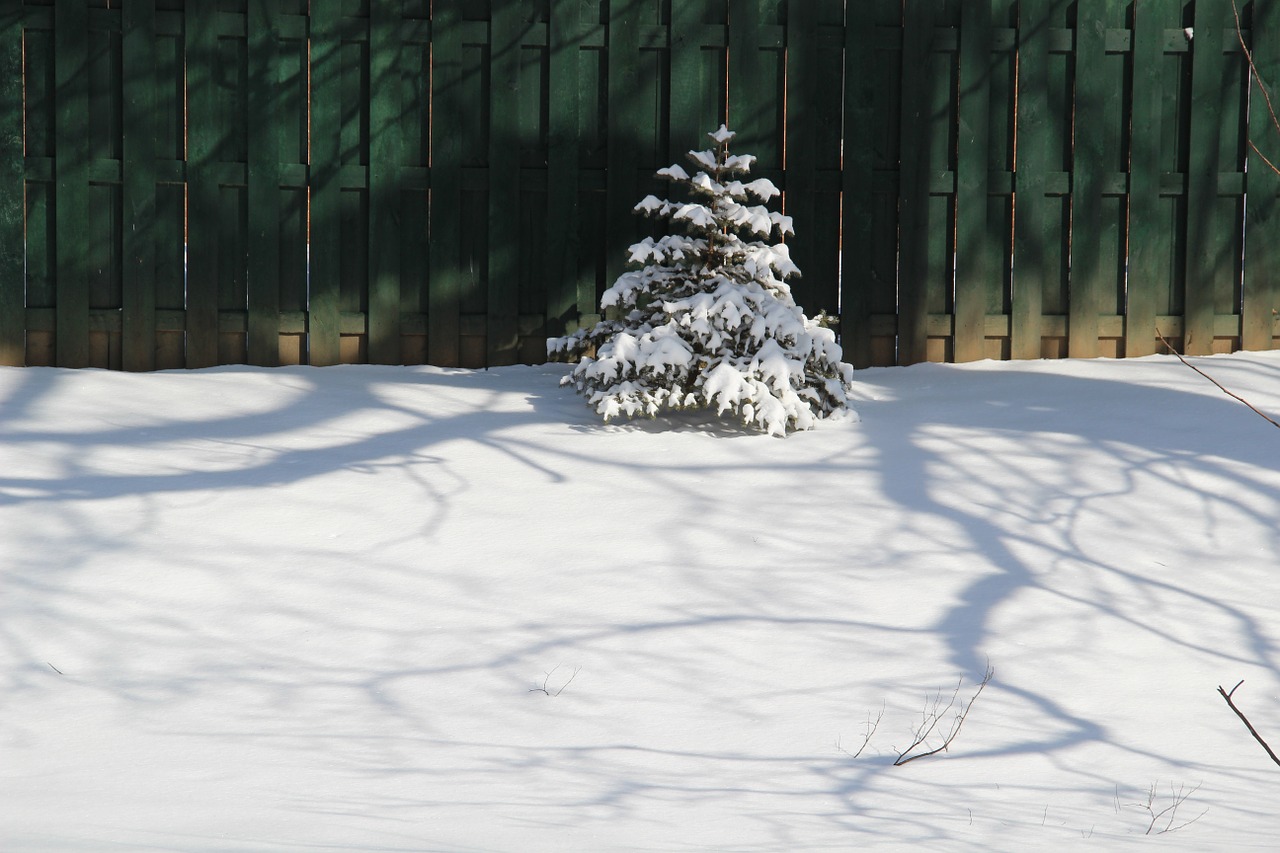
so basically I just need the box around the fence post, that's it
[0,0,21,365]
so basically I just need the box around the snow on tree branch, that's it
[548,125,857,436]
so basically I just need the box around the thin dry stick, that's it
[1156,328,1280,430]
[1232,0,1280,174]
[1130,781,1207,835]
[837,703,885,760]
[894,663,993,766]
[1217,680,1280,768]
[1228,0,1280,142]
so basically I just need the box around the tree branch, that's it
[894,663,993,766]
[1156,328,1280,431]
[1217,680,1280,768]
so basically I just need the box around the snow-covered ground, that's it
[2,352,1278,851]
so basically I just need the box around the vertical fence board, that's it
[368,0,402,364]
[246,0,280,366]
[55,2,90,367]
[1069,0,1124,358]
[0,0,21,364]
[1127,0,1176,357]
[429,2,463,366]
[546,0,584,339]
[23,21,54,366]
[1185,0,1230,354]
[121,0,157,371]
[338,19,367,364]
[309,3,342,365]
[668,1,720,161]
[954,1,994,362]
[1245,0,1280,350]
[783,0,840,315]
[1013,0,1058,358]
[605,0,642,292]
[897,3,945,364]
[185,4,220,367]
[840,0,881,368]
[488,1,521,366]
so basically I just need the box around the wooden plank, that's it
[487,0,521,366]
[604,0,641,292]
[896,2,943,364]
[1069,0,1125,359]
[54,1,90,367]
[839,0,883,368]
[121,0,157,371]
[0,0,22,365]
[727,0,762,145]
[668,1,715,160]
[186,3,221,367]
[782,0,841,316]
[1244,0,1280,350]
[215,31,247,366]
[1184,0,1230,355]
[367,0,402,364]
[1012,0,1057,359]
[545,0,584,338]
[309,2,342,365]
[246,0,280,366]
[953,0,993,362]
[428,2,463,365]
[1126,0,1176,357]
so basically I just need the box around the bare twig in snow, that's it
[893,662,993,766]
[1129,781,1207,835]
[1156,328,1280,431]
[529,665,580,696]
[1217,679,1280,767]
[837,702,885,759]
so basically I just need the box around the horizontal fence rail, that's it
[1,0,1278,370]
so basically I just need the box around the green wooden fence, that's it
[1,0,1278,371]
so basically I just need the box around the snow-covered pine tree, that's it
[548,125,856,436]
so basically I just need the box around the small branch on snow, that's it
[837,702,885,759]
[1156,328,1280,431]
[893,662,993,766]
[1217,679,1280,768]
[1129,781,1207,835]
[529,665,580,697]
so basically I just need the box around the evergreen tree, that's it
[549,125,856,436]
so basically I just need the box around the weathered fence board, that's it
[1245,0,1280,352]
[3,0,1279,372]
[0,0,21,366]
